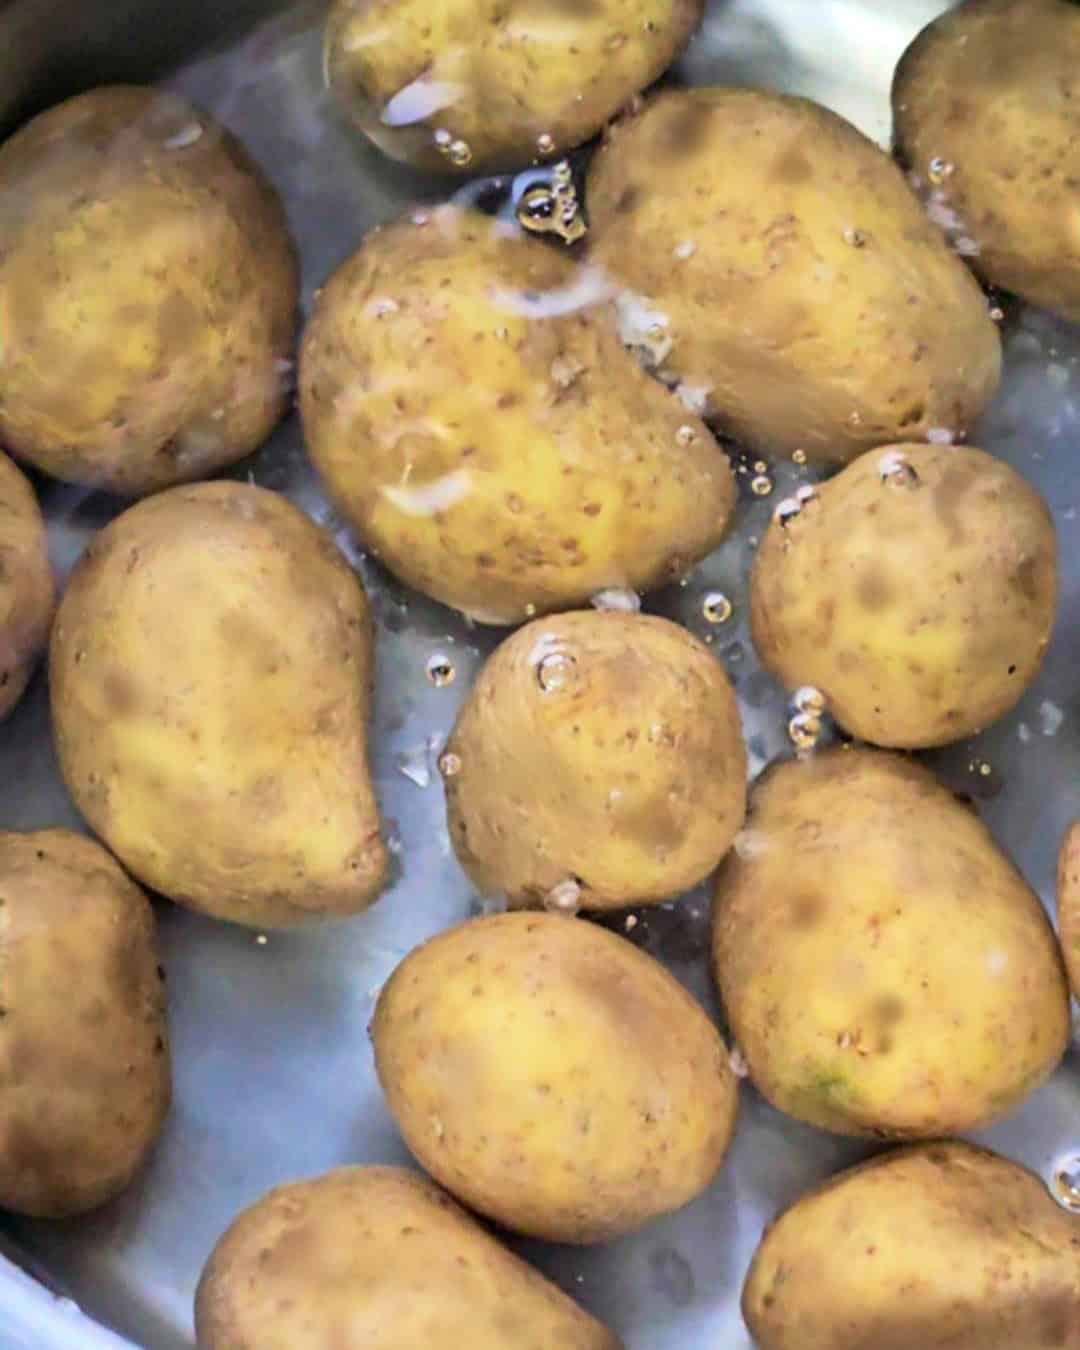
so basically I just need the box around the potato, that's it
[586,88,1001,463]
[442,610,746,909]
[713,748,1069,1138]
[1058,821,1080,1000]
[894,0,1080,323]
[751,443,1056,749]
[0,829,170,1217]
[299,207,735,624]
[373,912,737,1242]
[324,0,703,175]
[195,1166,622,1350]
[743,1141,1080,1350]
[50,483,387,928]
[0,450,53,720]
[0,86,298,495]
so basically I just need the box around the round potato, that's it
[751,444,1056,748]
[324,0,703,175]
[713,748,1069,1138]
[587,88,1001,463]
[0,829,170,1217]
[373,912,738,1243]
[195,1166,623,1350]
[894,0,1080,323]
[443,611,746,909]
[50,483,387,928]
[743,1141,1080,1350]
[1058,820,1080,1000]
[0,450,53,720]
[300,208,735,624]
[0,85,298,495]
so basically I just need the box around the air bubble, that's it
[448,138,473,168]
[843,226,867,248]
[788,712,822,751]
[537,132,556,156]
[750,475,773,497]
[1051,1154,1080,1212]
[703,592,733,624]
[775,497,801,526]
[426,653,456,687]
[591,588,641,613]
[676,424,697,447]
[927,156,954,185]
[792,448,808,465]
[544,877,582,914]
[794,686,827,716]
[537,651,576,693]
[438,752,462,778]
[729,1046,750,1078]
[879,450,919,485]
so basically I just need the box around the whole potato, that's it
[0,450,53,720]
[751,444,1056,748]
[324,0,703,175]
[373,912,738,1243]
[1058,821,1080,1000]
[743,1141,1080,1350]
[50,483,387,928]
[713,748,1069,1138]
[443,611,746,909]
[0,829,170,1217]
[894,0,1080,322]
[0,86,298,495]
[587,89,1001,463]
[299,208,735,624]
[195,1166,623,1350]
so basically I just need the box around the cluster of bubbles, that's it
[788,686,827,751]
[433,127,473,168]
[516,159,586,244]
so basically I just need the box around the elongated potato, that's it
[1058,821,1080,1000]
[0,450,53,720]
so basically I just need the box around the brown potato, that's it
[0,829,170,1217]
[443,610,746,909]
[0,450,53,720]
[1058,820,1080,1000]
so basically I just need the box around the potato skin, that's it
[713,748,1069,1138]
[0,86,298,495]
[325,0,703,175]
[751,444,1056,749]
[0,451,53,720]
[195,1166,623,1350]
[50,483,387,928]
[299,208,735,624]
[894,0,1080,323]
[372,912,737,1243]
[743,1141,1080,1350]
[443,611,746,909]
[587,88,1001,463]
[0,829,170,1217]
[1058,821,1080,1000]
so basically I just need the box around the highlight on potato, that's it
[0,450,54,721]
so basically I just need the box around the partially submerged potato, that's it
[443,611,746,909]
[373,912,738,1242]
[587,89,1001,462]
[0,450,53,720]
[894,0,1080,322]
[325,0,703,175]
[713,748,1069,1138]
[743,1141,1080,1350]
[300,208,735,624]
[195,1166,623,1350]
[50,483,387,928]
[0,86,298,495]
[0,829,170,1217]
[751,443,1056,748]
[1058,821,1080,1000]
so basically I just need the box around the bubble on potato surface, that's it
[536,132,556,156]
[676,424,698,447]
[788,712,822,751]
[437,752,462,779]
[544,876,582,915]
[615,291,673,367]
[1051,1154,1080,1212]
[927,156,954,186]
[878,449,919,486]
[703,592,733,624]
[536,651,577,694]
[591,587,641,613]
[728,1046,750,1078]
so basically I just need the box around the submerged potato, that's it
[0,830,170,1217]
[751,444,1056,748]
[713,748,1069,1138]
[587,88,1001,462]
[195,1167,623,1350]
[0,86,298,495]
[744,1141,1080,1350]
[443,611,746,908]
[0,451,53,720]
[894,0,1080,322]
[373,912,738,1243]
[325,0,703,174]
[1058,821,1080,1000]
[299,208,735,624]
[50,483,387,928]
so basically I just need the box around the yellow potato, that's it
[713,748,1069,1138]
[0,86,298,495]
[1058,820,1080,1000]
[0,829,170,1217]
[299,207,736,624]
[0,450,53,720]
[751,443,1056,748]
[195,1166,623,1350]
[894,0,1080,322]
[443,610,746,908]
[373,912,737,1242]
[587,88,1002,463]
[743,1141,1080,1350]
[50,483,387,928]
[325,0,703,174]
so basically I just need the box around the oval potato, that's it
[0,450,53,720]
